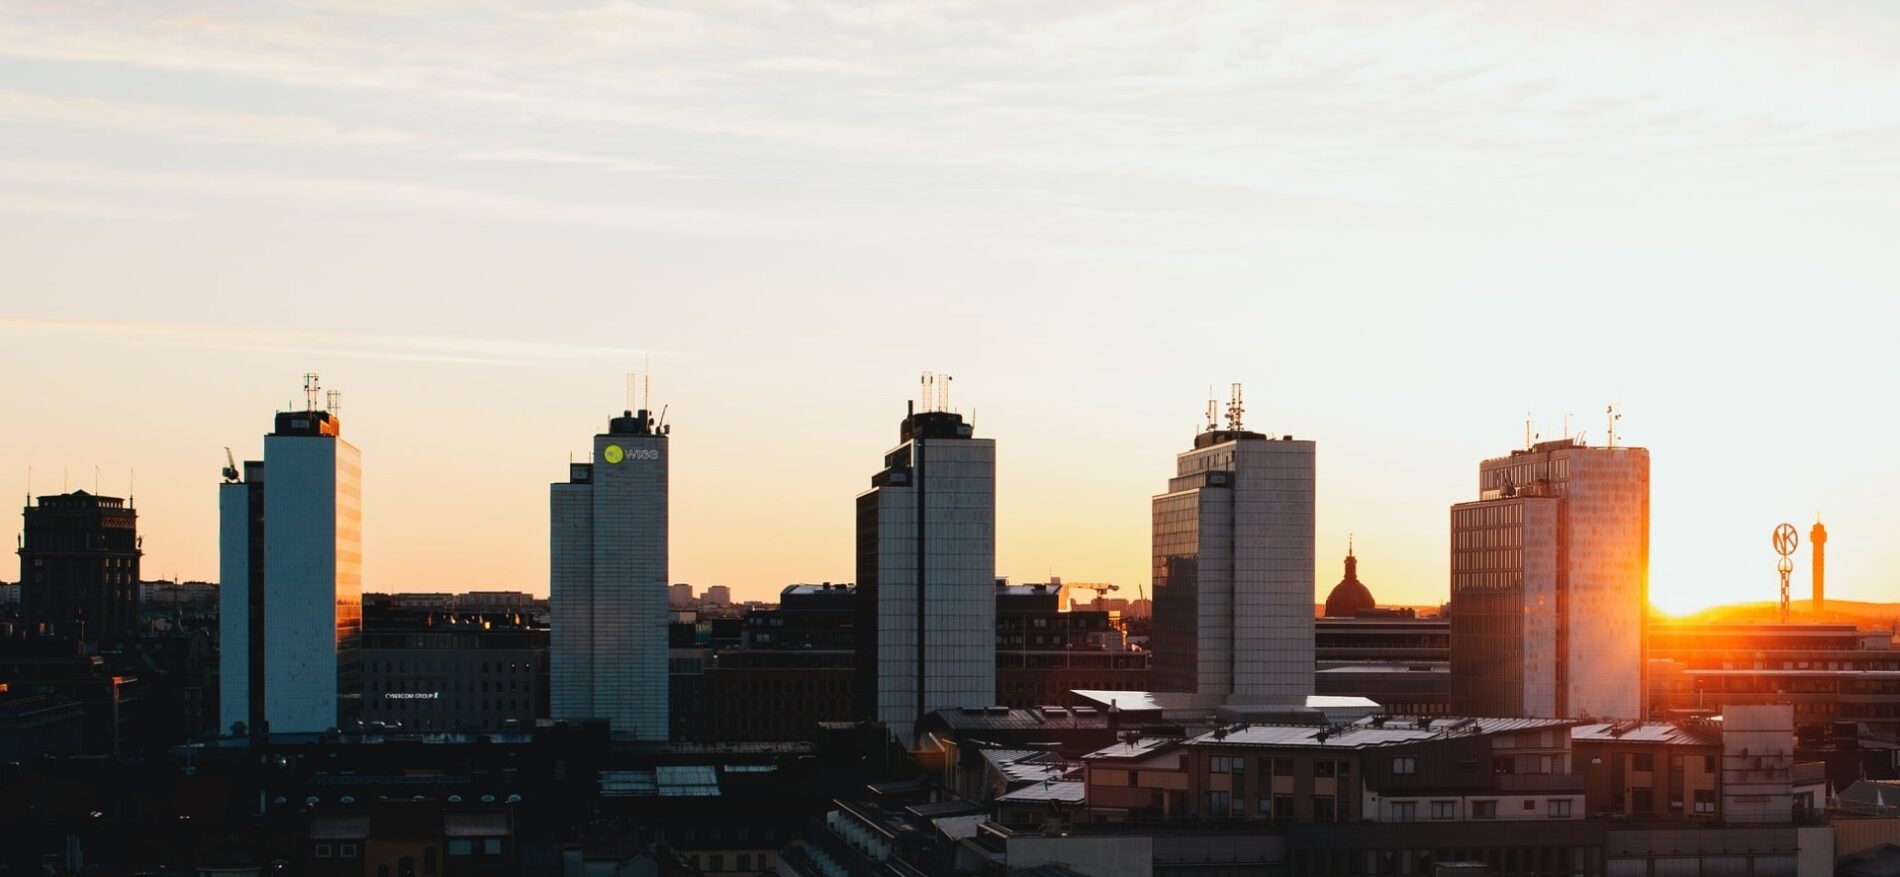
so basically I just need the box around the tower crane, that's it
[222,447,240,483]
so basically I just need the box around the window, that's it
[449,840,473,856]
[1695,790,1716,814]
[340,844,358,858]
[483,839,501,855]
[1315,795,1338,821]
[1429,800,1456,820]
[1473,800,1497,819]
[315,844,333,858]
[1127,770,1140,787]
[1207,790,1230,814]
[1315,759,1335,778]
[1704,755,1717,773]
[1388,800,1414,822]
[1392,756,1416,775]
[1273,757,1294,776]
[738,854,752,871]
[1274,794,1293,820]
[1631,788,1653,814]
[1523,799,1537,811]
[1548,799,1573,817]
[1632,753,1654,771]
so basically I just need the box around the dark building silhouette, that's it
[993,582,1149,708]
[18,490,141,645]
[1321,542,1376,618]
[358,598,549,732]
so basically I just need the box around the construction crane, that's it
[222,447,241,483]
[1067,582,1119,610]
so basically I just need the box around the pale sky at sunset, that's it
[3,2,1897,613]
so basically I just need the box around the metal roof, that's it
[997,780,1086,804]
[1571,721,1722,746]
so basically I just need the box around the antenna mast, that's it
[940,374,952,413]
[920,371,934,413]
[303,373,321,412]
[1606,405,1622,448]
[1225,383,1244,431]
[643,354,651,412]
[326,390,342,417]
[1206,386,1218,433]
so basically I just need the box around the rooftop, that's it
[1571,720,1722,747]
[1186,716,1575,750]
[996,780,1085,805]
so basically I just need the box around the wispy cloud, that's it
[0,317,666,367]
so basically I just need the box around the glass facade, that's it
[856,410,995,745]
[550,413,670,741]
[1151,433,1315,704]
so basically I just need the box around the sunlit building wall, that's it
[1450,439,1649,720]
[550,408,670,740]
[1151,427,1315,705]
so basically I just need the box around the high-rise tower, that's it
[1150,386,1315,706]
[219,376,362,735]
[550,405,670,740]
[1811,519,1827,615]
[856,376,995,746]
[1449,438,1649,720]
[19,490,141,644]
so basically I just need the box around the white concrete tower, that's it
[219,377,362,735]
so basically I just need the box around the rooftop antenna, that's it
[940,374,952,413]
[1524,410,1533,451]
[1606,405,1622,448]
[303,373,321,412]
[643,354,651,413]
[1205,386,1218,433]
[920,371,934,413]
[326,390,342,418]
[1226,383,1244,431]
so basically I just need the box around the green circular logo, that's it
[602,445,624,464]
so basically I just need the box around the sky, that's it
[2,1,1897,613]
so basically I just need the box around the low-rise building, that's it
[358,601,548,732]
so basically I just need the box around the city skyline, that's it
[5,2,1899,613]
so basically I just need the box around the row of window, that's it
[1388,798,1570,820]
[1629,753,1717,773]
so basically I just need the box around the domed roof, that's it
[1323,540,1377,618]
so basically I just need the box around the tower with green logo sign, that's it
[550,406,670,740]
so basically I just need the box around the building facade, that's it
[994,582,1150,708]
[219,390,363,735]
[1649,621,1900,735]
[550,407,669,740]
[1150,419,1314,706]
[358,600,549,732]
[19,491,141,645]
[855,401,995,745]
[1449,439,1649,720]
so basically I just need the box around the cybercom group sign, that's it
[601,444,660,464]
[383,692,440,700]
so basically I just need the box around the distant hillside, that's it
[1662,599,1900,631]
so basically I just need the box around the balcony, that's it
[1496,772,1586,793]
